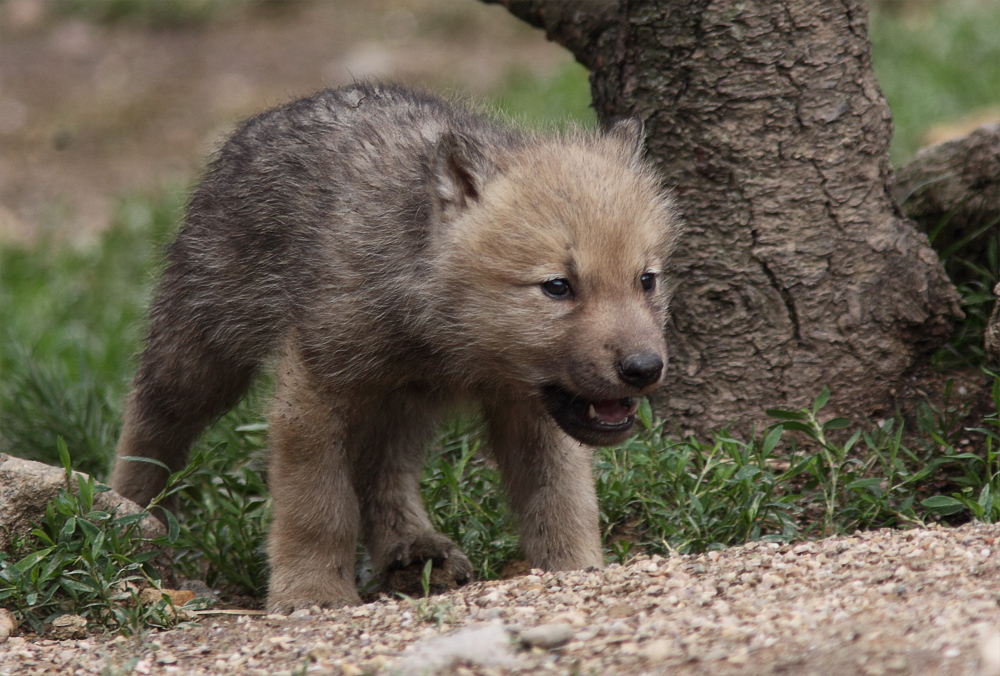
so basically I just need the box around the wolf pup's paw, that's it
[383,531,474,595]
[266,594,359,616]
[265,575,362,615]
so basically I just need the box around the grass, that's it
[929,219,999,368]
[487,62,596,131]
[54,0,238,27]
[1,192,180,476]
[870,0,1000,165]
[2,0,999,636]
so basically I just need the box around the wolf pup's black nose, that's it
[617,352,664,389]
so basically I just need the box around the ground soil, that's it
[2,522,999,675]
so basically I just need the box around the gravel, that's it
[2,521,998,675]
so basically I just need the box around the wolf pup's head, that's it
[431,119,679,446]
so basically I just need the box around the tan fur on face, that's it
[432,136,676,395]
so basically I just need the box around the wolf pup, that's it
[111,83,679,612]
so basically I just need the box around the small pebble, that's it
[519,623,575,649]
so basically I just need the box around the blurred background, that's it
[1,0,998,245]
[0,0,595,244]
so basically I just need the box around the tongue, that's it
[589,398,639,425]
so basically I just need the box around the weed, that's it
[917,371,1000,522]
[401,560,456,628]
[0,439,200,636]
[766,388,858,536]
[768,373,1000,535]
[596,399,799,556]
[159,438,271,599]
[119,416,272,601]
[1,191,181,477]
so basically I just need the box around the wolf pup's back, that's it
[112,83,679,612]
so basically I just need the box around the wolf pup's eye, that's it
[640,272,656,292]
[541,278,573,299]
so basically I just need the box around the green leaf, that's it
[978,484,992,511]
[779,421,817,436]
[77,475,94,512]
[15,547,55,574]
[765,409,806,421]
[846,478,884,490]
[943,453,986,462]
[637,398,653,431]
[78,519,100,540]
[164,510,180,544]
[812,387,831,414]
[58,517,78,545]
[420,559,433,598]
[822,417,852,431]
[920,495,966,515]
[733,466,761,482]
[57,437,72,480]
[118,456,171,472]
[90,530,106,557]
[760,426,783,456]
[844,430,862,453]
[59,576,98,595]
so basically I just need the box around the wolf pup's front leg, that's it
[483,398,603,570]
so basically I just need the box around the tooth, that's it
[588,404,597,419]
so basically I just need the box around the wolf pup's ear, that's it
[605,116,646,168]
[432,131,497,219]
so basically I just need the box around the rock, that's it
[641,638,679,662]
[49,614,88,639]
[0,454,165,550]
[139,588,196,607]
[0,608,16,643]
[549,611,587,628]
[980,622,1000,676]
[519,622,576,649]
[389,621,519,675]
[0,454,173,582]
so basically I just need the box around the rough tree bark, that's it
[891,122,999,279]
[485,0,962,433]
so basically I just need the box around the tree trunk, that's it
[486,0,962,433]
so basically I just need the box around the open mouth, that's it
[541,385,642,446]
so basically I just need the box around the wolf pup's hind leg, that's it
[111,315,258,511]
[111,265,263,507]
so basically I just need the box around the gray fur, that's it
[111,83,679,612]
